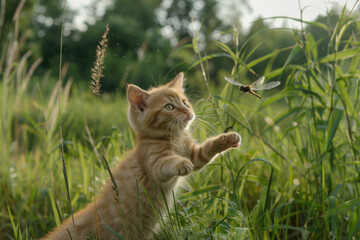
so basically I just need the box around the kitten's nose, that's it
[184,111,193,121]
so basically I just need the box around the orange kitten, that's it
[42,73,241,240]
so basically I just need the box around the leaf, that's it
[283,44,302,67]
[167,43,193,60]
[326,107,344,150]
[265,67,284,79]
[246,47,290,68]
[325,197,360,216]
[258,89,291,110]
[235,158,274,211]
[261,16,329,32]
[335,20,353,51]
[320,48,360,63]
[187,53,231,70]
[102,220,126,239]
[213,95,242,114]
[244,40,265,62]
[216,41,237,60]
[237,175,269,186]
[274,107,303,125]
[234,227,248,240]
[23,112,47,139]
[337,79,359,124]
[219,82,230,109]
[7,205,18,239]
[49,191,61,227]
[266,224,310,239]
[178,185,220,200]
[305,34,318,60]
[292,87,326,105]
[348,208,360,240]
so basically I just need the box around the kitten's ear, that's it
[127,84,150,112]
[167,72,185,91]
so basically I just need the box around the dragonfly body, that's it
[239,85,263,99]
[225,76,280,99]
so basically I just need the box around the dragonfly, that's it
[224,76,281,99]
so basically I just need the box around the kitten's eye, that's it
[164,104,175,110]
[183,100,189,107]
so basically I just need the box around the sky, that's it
[240,0,358,31]
[68,0,359,32]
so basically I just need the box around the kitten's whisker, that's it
[177,120,187,150]
[195,114,224,121]
[167,119,177,137]
[193,118,221,136]
[195,109,222,117]
[168,119,178,145]
[195,106,222,114]
[195,110,221,114]
[194,100,212,109]
[196,118,221,132]
[196,106,222,112]
[194,116,221,121]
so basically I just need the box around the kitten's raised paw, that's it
[214,132,241,152]
[175,160,194,176]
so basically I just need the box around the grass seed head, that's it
[91,25,109,96]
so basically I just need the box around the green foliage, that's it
[1,1,360,240]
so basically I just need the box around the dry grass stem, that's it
[91,25,109,96]
[84,117,101,163]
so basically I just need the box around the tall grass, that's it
[153,5,360,240]
[1,2,360,240]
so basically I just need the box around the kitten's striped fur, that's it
[42,73,241,239]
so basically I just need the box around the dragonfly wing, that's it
[249,76,265,87]
[252,81,281,91]
[224,77,244,87]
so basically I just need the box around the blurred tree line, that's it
[1,0,346,92]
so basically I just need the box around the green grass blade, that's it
[237,175,269,186]
[258,89,291,110]
[326,107,344,150]
[7,205,18,239]
[305,34,318,60]
[78,143,88,195]
[216,41,237,60]
[347,208,360,240]
[246,47,291,69]
[234,227,248,240]
[235,158,274,211]
[325,197,360,216]
[320,47,360,63]
[283,44,302,67]
[261,16,329,31]
[335,20,353,51]
[178,185,220,201]
[187,53,231,70]
[338,79,358,123]
[100,217,125,240]
[48,191,61,227]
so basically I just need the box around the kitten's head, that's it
[127,72,194,138]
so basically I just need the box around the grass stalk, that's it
[58,0,77,239]
[60,127,77,239]
[101,152,119,200]
[87,24,110,238]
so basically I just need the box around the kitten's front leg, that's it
[190,132,241,170]
[147,154,194,183]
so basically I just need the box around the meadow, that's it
[1,3,360,240]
